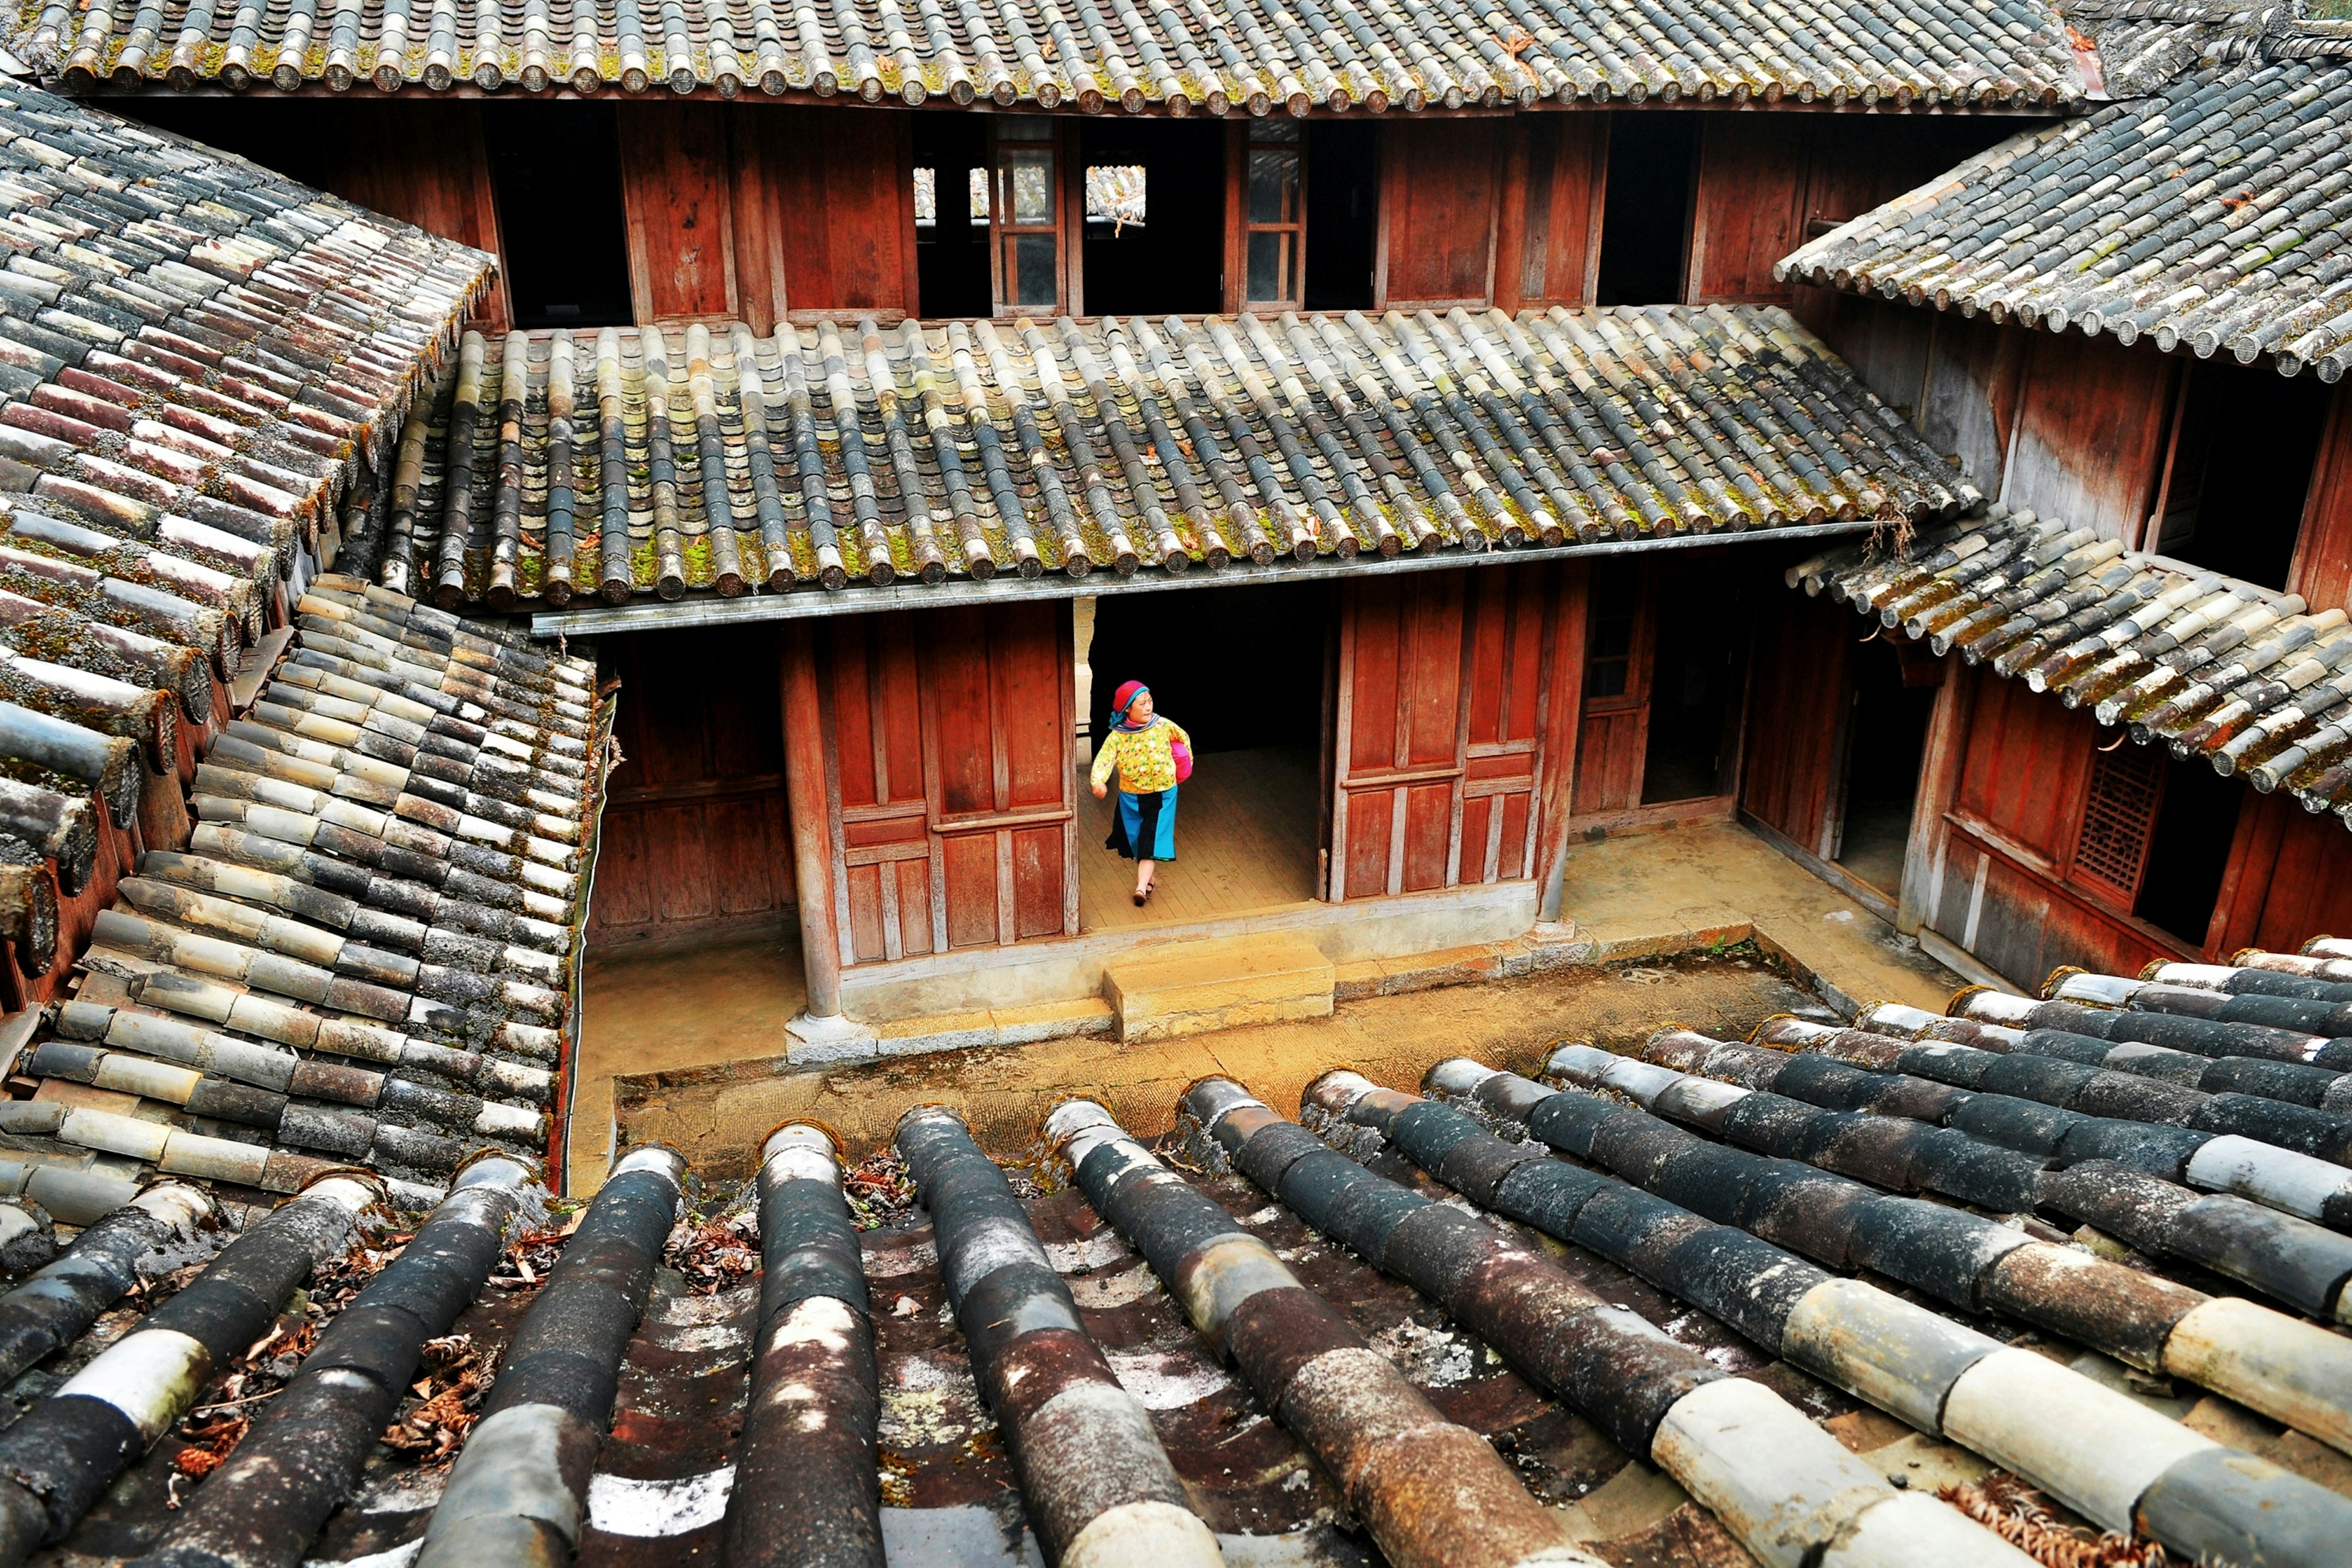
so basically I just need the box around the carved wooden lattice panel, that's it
[2070,741,2165,907]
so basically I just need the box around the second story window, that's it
[992,117,1062,312]
[1240,121,1305,308]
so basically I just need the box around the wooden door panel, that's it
[927,608,997,820]
[1741,592,1853,856]
[1341,786,1395,897]
[1401,781,1453,891]
[941,832,1000,948]
[1333,568,1555,899]
[1012,825,1065,939]
[1381,121,1501,306]
[1572,709,1646,816]
[845,862,888,962]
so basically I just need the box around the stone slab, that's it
[1102,934,1336,1043]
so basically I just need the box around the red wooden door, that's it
[821,601,1075,963]
[1741,592,1853,858]
[1330,569,1558,899]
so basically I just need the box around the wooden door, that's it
[1330,568,1558,899]
[1741,592,1854,859]
[821,601,1076,963]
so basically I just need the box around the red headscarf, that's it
[1110,680,1150,730]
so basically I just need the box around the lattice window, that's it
[2070,740,2165,906]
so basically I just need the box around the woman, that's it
[1090,680,1189,905]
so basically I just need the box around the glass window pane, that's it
[998,115,1053,141]
[1011,233,1057,306]
[1585,658,1629,700]
[1247,230,1291,303]
[913,167,937,227]
[1251,119,1302,143]
[1248,146,1300,224]
[969,166,990,224]
[1002,148,1054,224]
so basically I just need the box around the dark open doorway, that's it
[1304,121,1379,312]
[1833,638,1940,898]
[1077,582,1330,927]
[1595,112,1698,307]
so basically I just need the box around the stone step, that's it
[1101,933,1335,1044]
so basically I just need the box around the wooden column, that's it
[780,622,843,1019]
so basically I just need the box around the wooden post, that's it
[780,623,843,1020]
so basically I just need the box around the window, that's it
[1594,113,1698,307]
[2149,359,2331,590]
[1583,562,1643,703]
[1242,121,1305,307]
[483,102,633,329]
[992,116,1061,312]
[1085,165,1146,231]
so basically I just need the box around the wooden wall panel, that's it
[1931,823,2170,987]
[1950,673,2092,865]
[2290,383,2352,614]
[2000,330,2175,543]
[1688,115,1810,304]
[587,625,794,948]
[1379,120,1502,307]
[323,103,510,331]
[733,107,917,330]
[1741,590,1853,857]
[1494,117,1606,311]
[622,103,739,321]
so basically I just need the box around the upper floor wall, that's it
[120,98,2019,334]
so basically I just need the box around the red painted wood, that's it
[736,107,916,326]
[622,103,738,320]
[2209,792,2352,957]
[2291,384,2352,614]
[2002,331,2175,543]
[1689,115,1809,304]
[1741,591,1853,856]
[1379,120,1501,307]
[588,625,794,947]
[1494,117,1605,311]
[323,103,510,331]
[820,601,1074,960]
[1951,675,2092,866]
[1331,567,1559,899]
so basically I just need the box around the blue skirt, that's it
[1107,786,1178,861]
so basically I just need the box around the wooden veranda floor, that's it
[1076,743,1321,930]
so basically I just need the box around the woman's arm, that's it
[1090,734,1120,790]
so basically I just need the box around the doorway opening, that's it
[2149,358,2332,590]
[911,115,995,318]
[1304,121,1379,312]
[483,103,634,330]
[1076,581,1330,929]
[1642,567,1749,804]
[1833,637,1940,899]
[1077,119,1226,315]
[1594,112,1698,306]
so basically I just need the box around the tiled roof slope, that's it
[0,575,608,1216]
[9,0,2088,111]
[0,75,489,943]
[1788,505,2352,828]
[0,1101,2263,1568]
[1777,53,2352,379]
[351,307,1980,615]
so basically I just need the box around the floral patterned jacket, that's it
[1090,717,1190,795]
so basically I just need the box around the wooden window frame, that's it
[1225,121,1307,314]
[986,118,1076,318]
